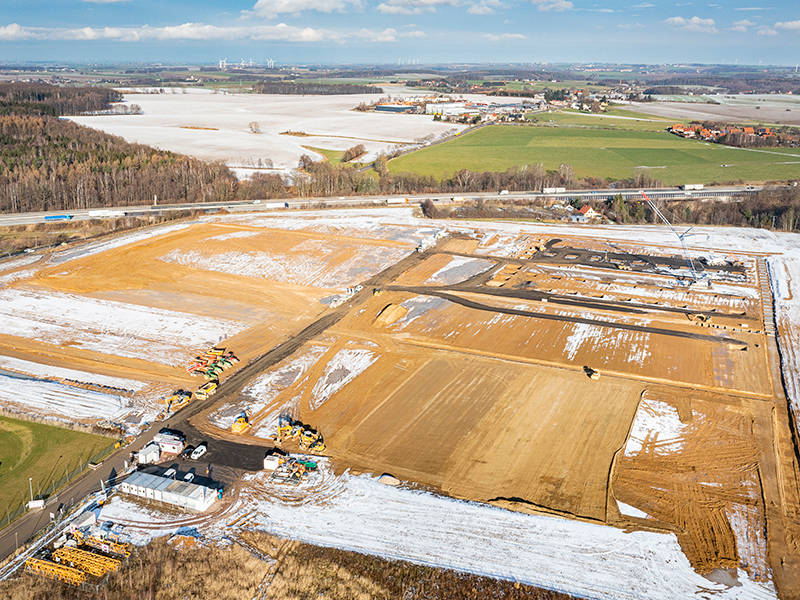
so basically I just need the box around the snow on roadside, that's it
[309,348,377,410]
[564,322,605,360]
[0,287,244,366]
[425,256,493,285]
[240,473,775,600]
[0,372,130,421]
[625,397,691,456]
[0,355,146,391]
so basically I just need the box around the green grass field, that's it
[388,121,800,185]
[0,416,113,519]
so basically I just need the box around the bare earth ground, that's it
[2,209,800,599]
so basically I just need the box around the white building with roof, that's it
[118,471,217,512]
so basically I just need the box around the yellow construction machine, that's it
[25,557,87,586]
[231,412,251,434]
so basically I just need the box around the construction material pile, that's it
[187,347,238,380]
[24,529,130,587]
[269,455,318,485]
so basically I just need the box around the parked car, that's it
[183,472,195,483]
[163,468,176,479]
[181,445,195,459]
[190,443,207,460]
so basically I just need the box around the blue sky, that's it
[0,1,797,65]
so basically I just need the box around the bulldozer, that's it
[231,412,251,434]
[687,313,711,324]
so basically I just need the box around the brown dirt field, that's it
[343,289,773,397]
[613,388,768,577]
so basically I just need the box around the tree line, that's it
[608,188,800,232]
[0,83,122,116]
[253,82,383,95]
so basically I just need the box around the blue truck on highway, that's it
[43,214,73,221]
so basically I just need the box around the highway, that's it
[0,184,772,227]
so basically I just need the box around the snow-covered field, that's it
[48,223,191,265]
[0,355,146,391]
[0,372,130,421]
[0,287,245,366]
[98,470,775,600]
[160,244,408,290]
[68,88,465,173]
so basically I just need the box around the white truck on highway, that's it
[542,187,567,194]
[679,184,705,191]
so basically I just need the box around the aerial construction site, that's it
[1,205,799,600]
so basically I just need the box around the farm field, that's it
[387,122,800,184]
[68,88,466,173]
[0,416,113,519]
[625,95,800,126]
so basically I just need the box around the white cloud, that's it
[483,32,527,40]
[775,20,800,30]
[757,26,777,36]
[468,0,504,15]
[665,16,718,33]
[376,0,458,14]
[0,23,34,40]
[530,0,573,10]
[730,19,755,32]
[631,2,655,7]
[0,22,407,44]
[250,0,362,17]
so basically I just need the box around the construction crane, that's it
[639,191,700,284]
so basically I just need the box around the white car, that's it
[163,468,176,479]
[183,473,195,483]
[190,444,207,460]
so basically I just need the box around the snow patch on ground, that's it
[309,349,377,410]
[769,253,800,435]
[161,246,407,290]
[0,355,146,391]
[617,501,651,520]
[237,473,775,600]
[207,230,261,242]
[425,256,493,285]
[625,397,691,456]
[0,287,244,366]
[209,346,326,431]
[49,223,191,265]
[0,372,130,421]
[564,322,606,360]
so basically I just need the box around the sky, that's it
[0,1,798,66]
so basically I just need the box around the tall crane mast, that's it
[639,191,699,283]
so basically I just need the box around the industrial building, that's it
[118,471,217,512]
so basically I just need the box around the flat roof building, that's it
[118,471,217,512]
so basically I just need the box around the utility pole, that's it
[29,477,33,502]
